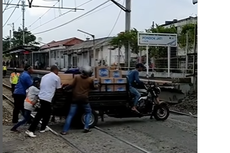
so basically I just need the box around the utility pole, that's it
[9,30,12,48]
[111,0,131,69]
[77,29,96,67]
[22,0,25,46]
[22,0,26,62]
[125,0,131,70]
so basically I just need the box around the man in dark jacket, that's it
[61,65,97,135]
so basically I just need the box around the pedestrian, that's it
[60,65,98,135]
[35,59,39,69]
[10,77,41,132]
[12,65,33,123]
[10,68,20,95]
[25,65,62,138]
[3,63,7,78]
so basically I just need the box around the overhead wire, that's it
[30,9,73,31]
[28,1,59,28]
[107,0,124,37]
[79,0,121,19]
[30,0,94,31]
[33,0,111,35]
[2,0,14,13]
[3,0,21,27]
[13,14,22,23]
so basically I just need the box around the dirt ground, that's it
[170,92,197,115]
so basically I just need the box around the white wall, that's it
[71,45,138,68]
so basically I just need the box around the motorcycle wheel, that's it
[153,103,170,121]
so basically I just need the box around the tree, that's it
[110,28,144,55]
[3,27,39,52]
[177,23,197,52]
[146,24,177,59]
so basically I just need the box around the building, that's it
[3,45,40,68]
[150,16,197,73]
[66,37,137,68]
[160,16,197,56]
[33,37,83,69]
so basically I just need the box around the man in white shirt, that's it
[26,65,62,138]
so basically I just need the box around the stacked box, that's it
[100,78,114,91]
[93,78,100,91]
[95,66,110,78]
[58,74,74,85]
[109,70,122,78]
[113,78,127,91]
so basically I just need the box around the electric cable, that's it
[3,0,21,27]
[30,0,94,31]
[107,0,124,37]
[28,1,59,28]
[2,0,14,13]
[33,0,110,35]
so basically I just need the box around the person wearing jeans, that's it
[62,103,92,133]
[11,77,40,132]
[127,63,145,113]
[61,65,98,135]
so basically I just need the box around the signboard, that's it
[138,32,177,47]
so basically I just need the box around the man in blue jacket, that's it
[12,65,33,123]
[127,63,145,113]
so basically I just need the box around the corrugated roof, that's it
[40,37,83,49]
[67,37,113,51]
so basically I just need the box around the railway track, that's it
[2,83,152,153]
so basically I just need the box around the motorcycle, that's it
[131,81,170,121]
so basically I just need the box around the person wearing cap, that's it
[127,63,145,113]
[10,68,20,95]
[3,63,7,78]
[12,65,33,123]
[26,65,62,138]
[10,77,40,132]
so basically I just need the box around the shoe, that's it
[25,130,36,138]
[10,128,20,133]
[40,127,49,133]
[83,129,91,133]
[60,131,67,135]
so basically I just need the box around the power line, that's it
[33,0,111,35]
[107,0,124,37]
[32,0,121,32]
[28,1,59,28]
[2,0,14,13]
[13,14,22,23]
[30,0,94,31]
[3,0,21,27]
[30,9,72,31]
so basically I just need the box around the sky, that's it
[2,0,197,44]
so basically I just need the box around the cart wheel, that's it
[80,110,98,128]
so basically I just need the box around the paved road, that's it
[49,114,197,153]
[3,78,197,153]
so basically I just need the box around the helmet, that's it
[80,65,92,77]
[33,77,41,85]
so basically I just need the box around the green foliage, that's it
[146,25,177,59]
[178,23,196,51]
[2,27,39,52]
[110,28,144,55]
[108,23,197,60]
